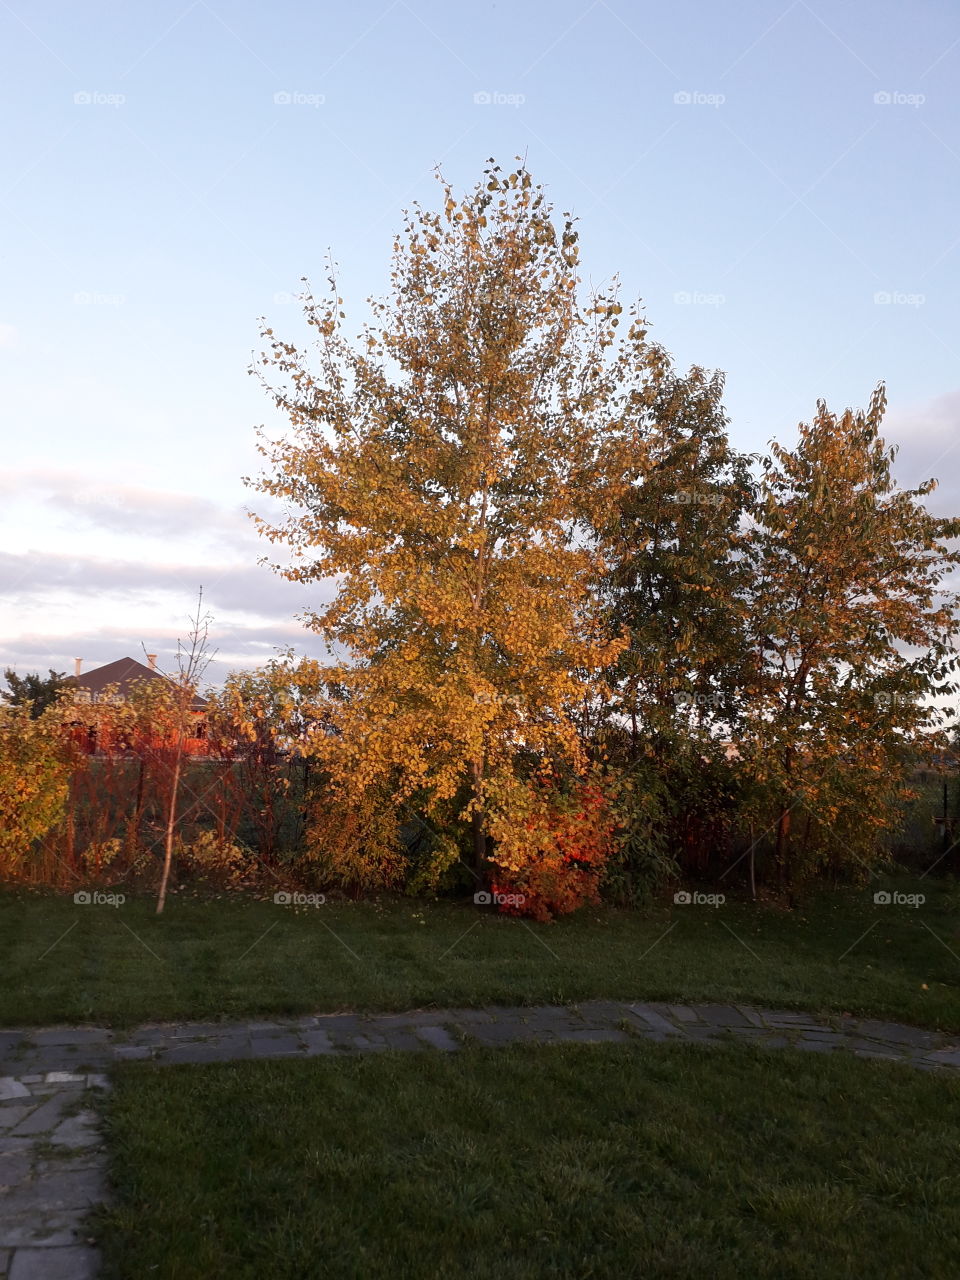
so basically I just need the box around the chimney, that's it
[146,654,157,671]
[74,658,82,677]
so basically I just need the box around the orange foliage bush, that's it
[487,773,616,922]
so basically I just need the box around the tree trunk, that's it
[156,746,182,914]
[470,758,487,873]
[774,803,791,889]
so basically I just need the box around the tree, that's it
[740,384,960,889]
[596,366,756,748]
[2,668,67,718]
[0,701,75,878]
[248,160,675,890]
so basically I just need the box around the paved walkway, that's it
[2,1001,958,1278]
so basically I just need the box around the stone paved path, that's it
[0,1074,107,1280]
[1,1001,958,1278]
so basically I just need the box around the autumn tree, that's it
[581,367,755,895]
[249,161,681,894]
[596,367,755,744]
[740,384,960,889]
[0,701,76,880]
[2,668,68,718]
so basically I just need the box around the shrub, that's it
[0,704,75,878]
[487,772,616,921]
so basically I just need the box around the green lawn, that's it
[1,876,957,1030]
[94,1040,960,1279]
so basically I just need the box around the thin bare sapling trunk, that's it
[155,590,216,915]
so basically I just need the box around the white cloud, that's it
[886,389,960,516]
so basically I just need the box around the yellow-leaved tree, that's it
[248,161,679,901]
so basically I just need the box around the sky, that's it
[1,0,958,685]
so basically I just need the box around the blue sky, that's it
[2,0,958,682]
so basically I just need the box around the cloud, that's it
[0,620,338,687]
[886,389,960,515]
[0,547,330,622]
[0,467,271,545]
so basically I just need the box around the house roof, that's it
[65,658,207,710]
[67,657,165,698]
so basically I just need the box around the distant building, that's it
[65,655,209,756]
[67,654,164,702]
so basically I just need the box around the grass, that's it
[93,1040,960,1279]
[1,874,957,1030]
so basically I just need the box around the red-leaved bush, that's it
[487,772,616,922]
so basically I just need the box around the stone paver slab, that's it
[0,1167,105,1215]
[0,1152,33,1186]
[924,1048,960,1066]
[668,1005,700,1023]
[248,1035,301,1058]
[625,1005,685,1037]
[28,1032,108,1049]
[415,1026,459,1052]
[554,1028,631,1044]
[160,1039,254,1065]
[301,1031,337,1055]
[0,1083,29,1103]
[10,1093,82,1138]
[851,1020,941,1049]
[0,1109,31,1132]
[9,1246,101,1280]
[0,1217,85,1250]
[50,1113,100,1150]
[690,1004,756,1028]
